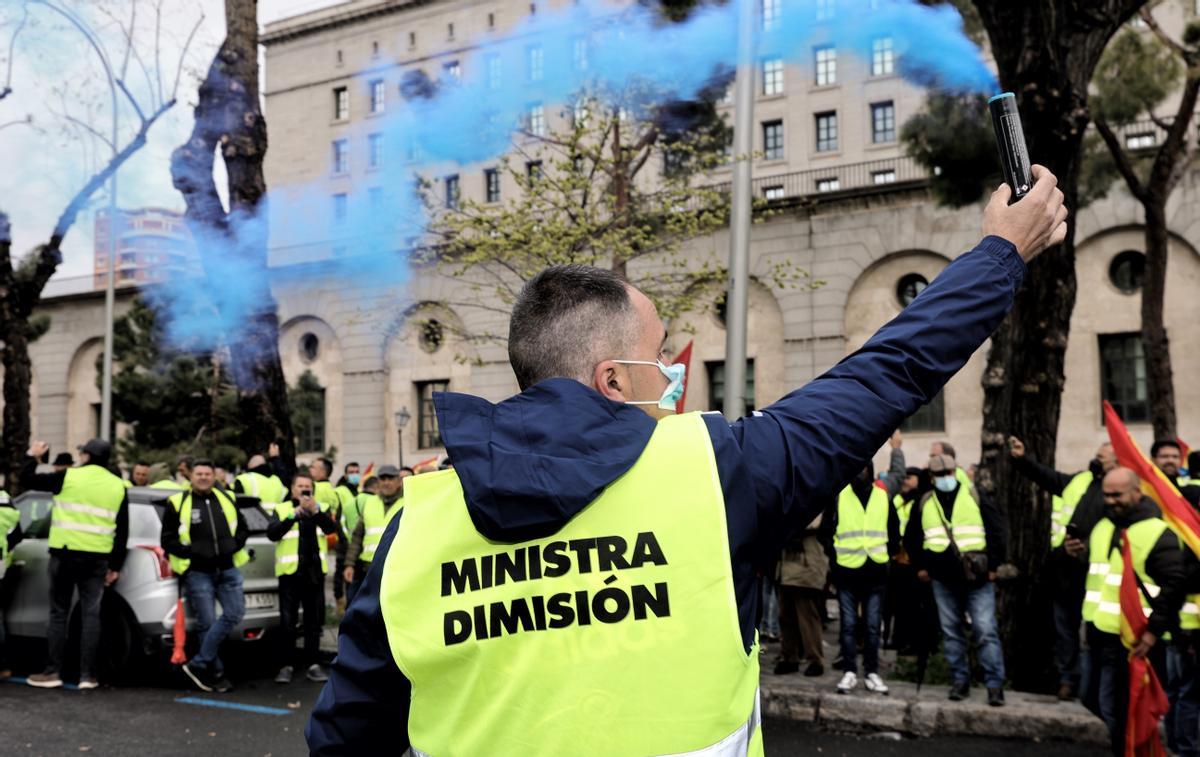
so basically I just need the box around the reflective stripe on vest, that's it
[1083,520,1114,623]
[834,484,890,569]
[167,489,250,575]
[360,494,403,563]
[380,412,762,756]
[273,500,330,577]
[235,472,286,514]
[1050,472,1093,549]
[49,466,126,554]
[919,486,987,554]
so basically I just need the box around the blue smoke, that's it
[156,0,994,353]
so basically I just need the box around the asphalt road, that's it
[0,670,1108,757]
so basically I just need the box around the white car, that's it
[5,486,282,681]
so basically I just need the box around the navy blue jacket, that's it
[306,236,1025,754]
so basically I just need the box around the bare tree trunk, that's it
[972,0,1147,692]
[1142,198,1176,439]
[171,0,296,471]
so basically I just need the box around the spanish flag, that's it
[1179,437,1192,463]
[1119,536,1169,756]
[1103,401,1200,558]
[672,340,694,414]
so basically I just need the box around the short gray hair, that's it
[508,265,641,390]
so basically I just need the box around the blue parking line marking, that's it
[175,696,293,716]
[4,676,79,691]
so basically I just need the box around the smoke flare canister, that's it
[988,92,1032,202]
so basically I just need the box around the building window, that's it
[417,380,449,448]
[332,139,349,173]
[370,79,385,114]
[487,55,502,90]
[762,58,784,95]
[901,391,945,432]
[485,168,501,203]
[871,101,896,143]
[443,60,461,82]
[526,160,544,183]
[1126,132,1155,150]
[816,177,840,192]
[762,0,781,30]
[367,133,383,169]
[707,360,756,413]
[816,0,835,20]
[488,12,495,28]
[527,45,544,82]
[1109,250,1146,293]
[763,185,785,201]
[815,111,838,152]
[872,169,897,185]
[528,103,546,136]
[372,41,379,57]
[574,37,589,70]
[419,320,445,353]
[292,371,326,453]
[1100,333,1149,423]
[814,46,836,86]
[871,37,895,76]
[299,332,320,363]
[336,49,343,65]
[409,31,417,48]
[332,193,348,225]
[896,273,928,307]
[444,175,460,209]
[447,22,455,39]
[762,120,784,160]
[333,87,348,120]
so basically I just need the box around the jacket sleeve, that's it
[1013,456,1073,497]
[1146,530,1189,640]
[818,499,837,565]
[884,447,905,501]
[314,509,338,535]
[19,455,66,493]
[306,512,412,755]
[160,499,191,559]
[232,478,245,495]
[978,488,1007,571]
[270,455,293,491]
[887,490,901,558]
[345,519,367,565]
[265,509,292,542]
[108,492,130,571]
[234,508,249,552]
[707,236,1025,558]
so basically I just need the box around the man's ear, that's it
[593,360,628,404]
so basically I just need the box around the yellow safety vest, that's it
[336,485,360,532]
[314,480,339,518]
[49,466,127,554]
[150,479,188,491]
[1050,472,1093,549]
[1088,517,1200,635]
[893,493,915,538]
[272,499,330,577]
[0,490,18,577]
[380,412,762,757]
[920,486,987,554]
[235,471,287,515]
[166,489,250,575]
[359,494,403,564]
[834,484,890,569]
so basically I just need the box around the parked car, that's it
[5,485,281,681]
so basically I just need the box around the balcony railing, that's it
[702,154,931,207]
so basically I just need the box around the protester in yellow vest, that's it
[332,462,361,614]
[1152,439,1200,508]
[19,439,127,690]
[232,454,287,515]
[160,459,249,694]
[267,469,336,685]
[0,488,23,681]
[307,180,1070,753]
[1008,436,1113,701]
[818,432,904,695]
[905,453,1008,706]
[128,461,152,488]
[342,465,407,605]
[1075,467,1190,756]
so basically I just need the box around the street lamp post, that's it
[394,407,412,467]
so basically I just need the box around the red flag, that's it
[1104,401,1200,558]
[1179,437,1192,464]
[672,340,694,414]
[1119,538,1168,756]
[170,597,187,665]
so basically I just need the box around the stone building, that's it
[12,0,1200,477]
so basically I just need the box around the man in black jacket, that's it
[1009,436,1114,700]
[268,470,337,684]
[161,459,249,693]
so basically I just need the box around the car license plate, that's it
[245,592,275,610]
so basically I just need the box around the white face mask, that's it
[612,359,687,411]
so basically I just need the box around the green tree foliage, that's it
[289,370,327,455]
[1093,29,1182,125]
[901,93,999,207]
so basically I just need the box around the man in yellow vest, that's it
[342,465,407,604]
[160,459,249,693]
[1008,436,1113,701]
[128,461,151,487]
[1075,467,1189,756]
[818,431,904,695]
[267,469,337,685]
[307,170,1069,753]
[905,453,1008,706]
[1153,439,1200,508]
[0,487,23,681]
[332,462,361,614]
[21,439,128,690]
[232,453,287,514]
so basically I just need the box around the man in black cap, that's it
[21,439,128,689]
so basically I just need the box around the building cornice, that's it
[262,0,433,46]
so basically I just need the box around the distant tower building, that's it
[93,207,196,290]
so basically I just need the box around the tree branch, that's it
[1156,73,1200,194]
[1094,116,1148,203]
[1139,6,1188,59]
[1,3,28,101]
[171,12,204,99]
